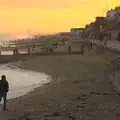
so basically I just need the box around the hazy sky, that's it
[0,0,119,38]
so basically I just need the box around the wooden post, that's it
[80,45,84,55]
[49,48,54,53]
[13,49,15,55]
[68,46,72,54]
[13,48,18,55]
[27,47,31,55]
[16,48,18,55]
[65,40,72,55]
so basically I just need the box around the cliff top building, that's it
[70,6,120,41]
[85,17,106,39]
[106,6,120,21]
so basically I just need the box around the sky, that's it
[0,0,119,39]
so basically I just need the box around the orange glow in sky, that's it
[0,0,119,38]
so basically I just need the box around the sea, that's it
[0,64,51,100]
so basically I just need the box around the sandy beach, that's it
[0,48,120,120]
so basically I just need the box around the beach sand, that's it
[0,48,120,120]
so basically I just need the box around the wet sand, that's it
[0,48,120,120]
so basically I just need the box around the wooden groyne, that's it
[0,39,89,55]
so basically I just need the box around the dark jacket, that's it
[0,80,9,92]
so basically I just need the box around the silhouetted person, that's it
[90,42,93,48]
[0,75,9,111]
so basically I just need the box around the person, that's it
[90,42,93,48]
[0,75,9,111]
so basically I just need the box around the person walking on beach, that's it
[0,75,9,111]
[90,42,93,48]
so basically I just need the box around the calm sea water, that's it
[0,65,51,100]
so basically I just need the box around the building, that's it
[86,17,106,40]
[56,32,73,40]
[101,22,120,41]
[86,23,95,39]
[106,6,120,22]
[70,28,86,40]
[71,28,85,34]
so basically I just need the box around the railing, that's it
[105,56,120,92]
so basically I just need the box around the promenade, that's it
[92,40,120,52]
